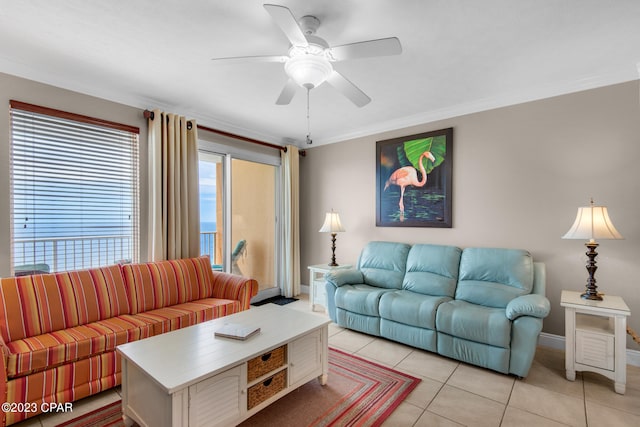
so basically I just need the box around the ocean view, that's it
[12,146,217,273]
[201,221,217,232]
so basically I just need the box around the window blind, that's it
[9,101,140,274]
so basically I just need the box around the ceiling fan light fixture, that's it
[212,5,402,107]
[284,46,333,89]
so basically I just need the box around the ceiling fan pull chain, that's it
[306,87,312,144]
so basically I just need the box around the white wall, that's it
[300,80,640,349]
[0,72,149,274]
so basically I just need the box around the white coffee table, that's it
[117,304,330,427]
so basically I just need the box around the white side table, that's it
[560,290,630,394]
[308,264,352,312]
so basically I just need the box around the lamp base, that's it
[328,232,339,267]
[580,291,603,301]
[580,241,603,301]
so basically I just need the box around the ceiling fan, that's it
[211,3,403,108]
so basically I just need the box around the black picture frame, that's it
[376,127,453,227]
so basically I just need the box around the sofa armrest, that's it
[210,272,259,311]
[325,269,364,288]
[506,294,551,320]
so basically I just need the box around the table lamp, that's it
[562,198,623,300]
[319,210,345,266]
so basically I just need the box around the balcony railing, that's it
[200,231,218,261]
[14,234,134,273]
[14,231,218,273]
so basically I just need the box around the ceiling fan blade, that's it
[329,37,402,61]
[211,55,287,64]
[325,70,371,107]
[264,4,308,47]
[276,79,298,105]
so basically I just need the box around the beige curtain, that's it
[281,145,300,297]
[148,109,200,261]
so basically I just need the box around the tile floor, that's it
[14,295,640,427]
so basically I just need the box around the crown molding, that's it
[314,68,640,147]
[2,55,637,150]
[0,57,286,147]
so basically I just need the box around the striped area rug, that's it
[241,347,421,426]
[57,347,420,427]
[55,401,123,427]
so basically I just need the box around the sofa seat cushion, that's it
[335,285,391,316]
[436,300,511,348]
[5,315,153,378]
[379,290,451,329]
[133,298,241,335]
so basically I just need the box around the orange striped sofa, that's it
[0,256,258,426]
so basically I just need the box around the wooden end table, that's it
[560,290,630,394]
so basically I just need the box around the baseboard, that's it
[538,332,566,351]
[539,332,640,367]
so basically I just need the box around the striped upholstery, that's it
[6,315,153,378]
[5,351,120,426]
[0,256,258,426]
[70,265,130,324]
[211,272,259,311]
[0,265,130,342]
[121,256,217,314]
[0,272,78,342]
[134,298,241,335]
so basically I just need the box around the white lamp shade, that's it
[562,203,623,241]
[319,211,345,233]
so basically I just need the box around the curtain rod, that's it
[143,109,306,156]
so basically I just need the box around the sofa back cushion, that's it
[455,248,534,308]
[71,265,131,324]
[403,244,462,297]
[122,256,215,314]
[0,265,130,342]
[357,242,410,289]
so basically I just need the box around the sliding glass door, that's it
[231,158,277,292]
[198,146,280,297]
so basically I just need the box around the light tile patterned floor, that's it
[15,295,640,427]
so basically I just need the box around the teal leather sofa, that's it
[325,241,550,377]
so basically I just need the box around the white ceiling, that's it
[1,0,639,148]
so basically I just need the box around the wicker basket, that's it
[247,345,286,382]
[247,369,287,409]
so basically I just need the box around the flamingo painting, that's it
[377,128,452,227]
[383,151,436,214]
